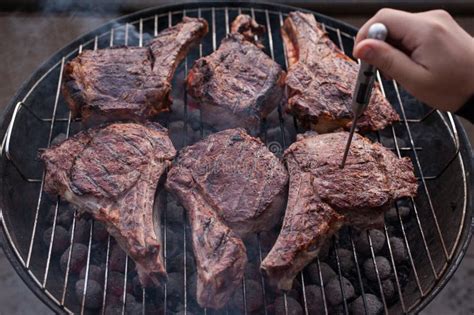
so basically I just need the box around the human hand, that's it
[353,9,474,112]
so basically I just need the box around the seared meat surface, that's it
[166,128,288,308]
[41,122,176,286]
[187,15,285,135]
[282,12,399,133]
[261,132,417,290]
[63,17,208,125]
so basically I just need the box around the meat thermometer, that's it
[340,23,388,168]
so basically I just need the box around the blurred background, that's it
[0,1,473,314]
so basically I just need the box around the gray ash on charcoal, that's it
[79,264,105,284]
[125,293,142,314]
[230,280,264,312]
[273,296,303,315]
[389,237,409,264]
[325,276,355,306]
[363,256,392,281]
[305,261,336,286]
[60,243,88,274]
[330,248,355,277]
[42,225,70,254]
[72,218,91,244]
[167,252,195,276]
[304,285,327,314]
[75,279,103,310]
[350,294,383,315]
[382,279,396,302]
[355,229,386,256]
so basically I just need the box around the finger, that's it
[354,9,418,46]
[353,39,429,89]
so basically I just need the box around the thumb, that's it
[353,39,428,88]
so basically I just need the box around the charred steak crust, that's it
[261,132,417,290]
[166,128,288,309]
[41,122,176,286]
[62,17,208,125]
[281,11,399,133]
[186,15,285,135]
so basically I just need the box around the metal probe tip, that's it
[340,116,358,168]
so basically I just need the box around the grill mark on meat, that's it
[41,122,176,286]
[62,17,208,125]
[166,128,287,309]
[186,15,285,135]
[282,11,399,133]
[261,131,417,290]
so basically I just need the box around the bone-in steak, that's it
[186,15,285,135]
[41,122,176,286]
[282,11,399,133]
[261,132,417,290]
[63,17,208,125]
[166,128,288,309]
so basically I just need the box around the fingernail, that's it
[360,47,374,60]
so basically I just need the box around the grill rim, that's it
[0,1,472,314]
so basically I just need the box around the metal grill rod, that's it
[2,6,470,314]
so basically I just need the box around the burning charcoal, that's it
[382,279,396,301]
[167,272,184,311]
[385,204,411,223]
[60,243,88,274]
[42,225,69,254]
[331,248,355,276]
[305,262,336,286]
[355,229,386,256]
[75,279,103,309]
[125,293,142,314]
[350,294,383,315]
[57,206,75,228]
[287,289,300,301]
[107,271,129,297]
[80,264,105,284]
[73,218,90,244]
[363,257,392,281]
[93,222,109,243]
[230,280,264,312]
[325,277,355,306]
[51,133,67,146]
[274,296,303,315]
[110,245,127,273]
[305,285,327,314]
[390,237,408,264]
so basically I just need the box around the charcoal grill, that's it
[0,2,472,314]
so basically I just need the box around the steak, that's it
[281,11,399,133]
[186,15,285,135]
[40,122,176,286]
[166,128,288,308]
[261,131,417,290]
[63,17,208,125]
